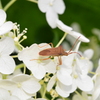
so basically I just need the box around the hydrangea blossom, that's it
[92,59,100,100]
[47,42,94,97]
[0,9,14,35]
[0,37,15,74]
[38,0,65,28]
[0,74,41,100]
[18,43,57,79]
[0,88,20,100]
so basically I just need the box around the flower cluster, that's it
[0,0,99,100]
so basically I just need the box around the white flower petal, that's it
[18,44,46,79]
[57,80,77,93]
[0,80,16,91]
[25,61,46,79]
[76,75,93,92]
[62,55,74,68]
[76,58,89,75]
[0,37,14,55]
[47,75,56,91]
[74,41,81,52]
[22,78,41,94]
[12,74,31,82]
[93,87,100,100]
[56,84,70,97]
[18,44,40,61]
[0,9,6,26]
[12,88,31,100]
[10,96,20,100]
[57,67,72,85]
[0,56,15,74]
[46,8,58,28]
[38,43,51,50]
[69,31,90,42]
[84,49,94,59]
[53,0,65,14]
[0,88,10,99]
[0,21,14,35]
[38,0,50,12]
[44,59,56,73]
[56,19,72,33]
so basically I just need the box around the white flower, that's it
[0,88,20,100]
[47,42,93,97]
[0,9,14,35]
[38,0,65,28]
[56,19,90,42]
[18,43,57,79]
[0,37,15,74]
[0,74,41,100]
[70,42,94,92]
[92,59,100,100]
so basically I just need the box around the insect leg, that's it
[38,43,54,48]
[58,56,62,65]
[30,57,50,61]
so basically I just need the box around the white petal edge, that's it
[0,9,6,26]
[46,8,58,28]
[56,19,72,33]
[57,67,72,85]
[84,49,94,59]
[56,84,70,97]
[76,75,94,92]
[38,0,49,13]
[0,21,14,35]
[69,31,90,42]
[53,0,65,14]
[47,75,56,91]
[0,37,14,55]
[0,56,15,74]
[22,78,41,94]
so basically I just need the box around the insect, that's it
[37,36,81,65]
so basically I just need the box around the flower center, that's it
[17,83,22,88]
[49,0,55,6]
[73,74,78,79]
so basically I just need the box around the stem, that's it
[11,55,18,58]
[51,97,55,100]
[42,83,47,98]
[27,0,38,3]
[4,0,16,11]
[15,63,24,70]
[23,65,26,74]
[75,91,86,100]
[55,33,68,47]
[89,71,96,75]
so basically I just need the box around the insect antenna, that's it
[68,36,81,53]
[68,51,82,57]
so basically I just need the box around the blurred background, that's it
[1,0,100,67]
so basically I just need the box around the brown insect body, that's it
[39,46,68,56]
[31,36,81,65]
